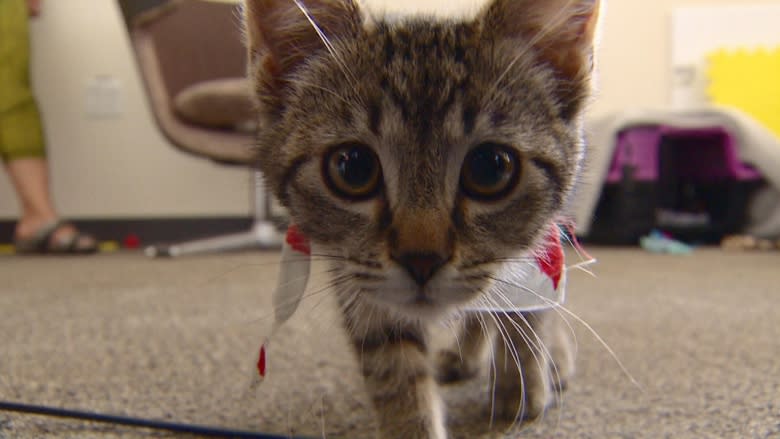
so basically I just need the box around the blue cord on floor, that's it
[0,400,304,438]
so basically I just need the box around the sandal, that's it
[14,220,98,255]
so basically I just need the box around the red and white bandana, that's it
[465,224,566,312]
[256,223,587,380]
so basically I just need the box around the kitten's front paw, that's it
[491,311,575,422]
[549,333,575,392]
[545,316,576,394]
[492,358,552,422]
[436,349,480,384]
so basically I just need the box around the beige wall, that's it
[2,0,778,219]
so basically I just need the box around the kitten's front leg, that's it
[437,313,496,383]
[342,300,446,439]
[492,310,574,421]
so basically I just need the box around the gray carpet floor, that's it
[0,248,778,438]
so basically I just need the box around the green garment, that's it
[0,0,45,162]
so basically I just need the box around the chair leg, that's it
[144,220,282,257]
[144,170,284,258]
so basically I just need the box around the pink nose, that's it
[396,252,447,286]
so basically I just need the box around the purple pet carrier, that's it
[589,125,764,244]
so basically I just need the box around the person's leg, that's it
[5,156,56,228]
[1,0,94,252]
[0,88,95,250]
[6,157,55,232]
[4,155,96,249]
[4,157,96,250]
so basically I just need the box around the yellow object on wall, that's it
[707,47,780,139]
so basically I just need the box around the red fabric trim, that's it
[286,225,311,255]
[536,226,564,289]
[257,344,266,378]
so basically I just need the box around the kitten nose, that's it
[397,252,447,286]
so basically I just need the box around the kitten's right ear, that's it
[482,0,602,80]
[243,0,361,98]
[481,0,602,120]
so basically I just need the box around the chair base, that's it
[144,219,282,257]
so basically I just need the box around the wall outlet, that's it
[85,75,122,118]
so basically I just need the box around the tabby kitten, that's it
[243,0,600,437]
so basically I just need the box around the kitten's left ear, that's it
[482,0,602,80]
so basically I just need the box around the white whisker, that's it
[567,258,597,277]
[291,0,359,85]
[481,302,526,430]
[488,290,554,424]
[509,309,565,429]
[491,276,643,392]
[288,77,354,107]
[244,271,353,327]
[484,0,581,107]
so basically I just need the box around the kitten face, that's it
[246,0,596,319]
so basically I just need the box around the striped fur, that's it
[244,1,600,437]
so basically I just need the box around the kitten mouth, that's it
[398,293,443,318]
[411,293,435,306]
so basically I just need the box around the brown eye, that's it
[323,143,382,200]
[460,143,520,200]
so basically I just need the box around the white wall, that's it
[2,0,779,219]
[669,4,780,107]
[0,0,250,219]
[591,0,780,117]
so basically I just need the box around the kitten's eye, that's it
[323,143,382,200]
[460,143,520,200]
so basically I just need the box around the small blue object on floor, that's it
[639,230,693,255]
